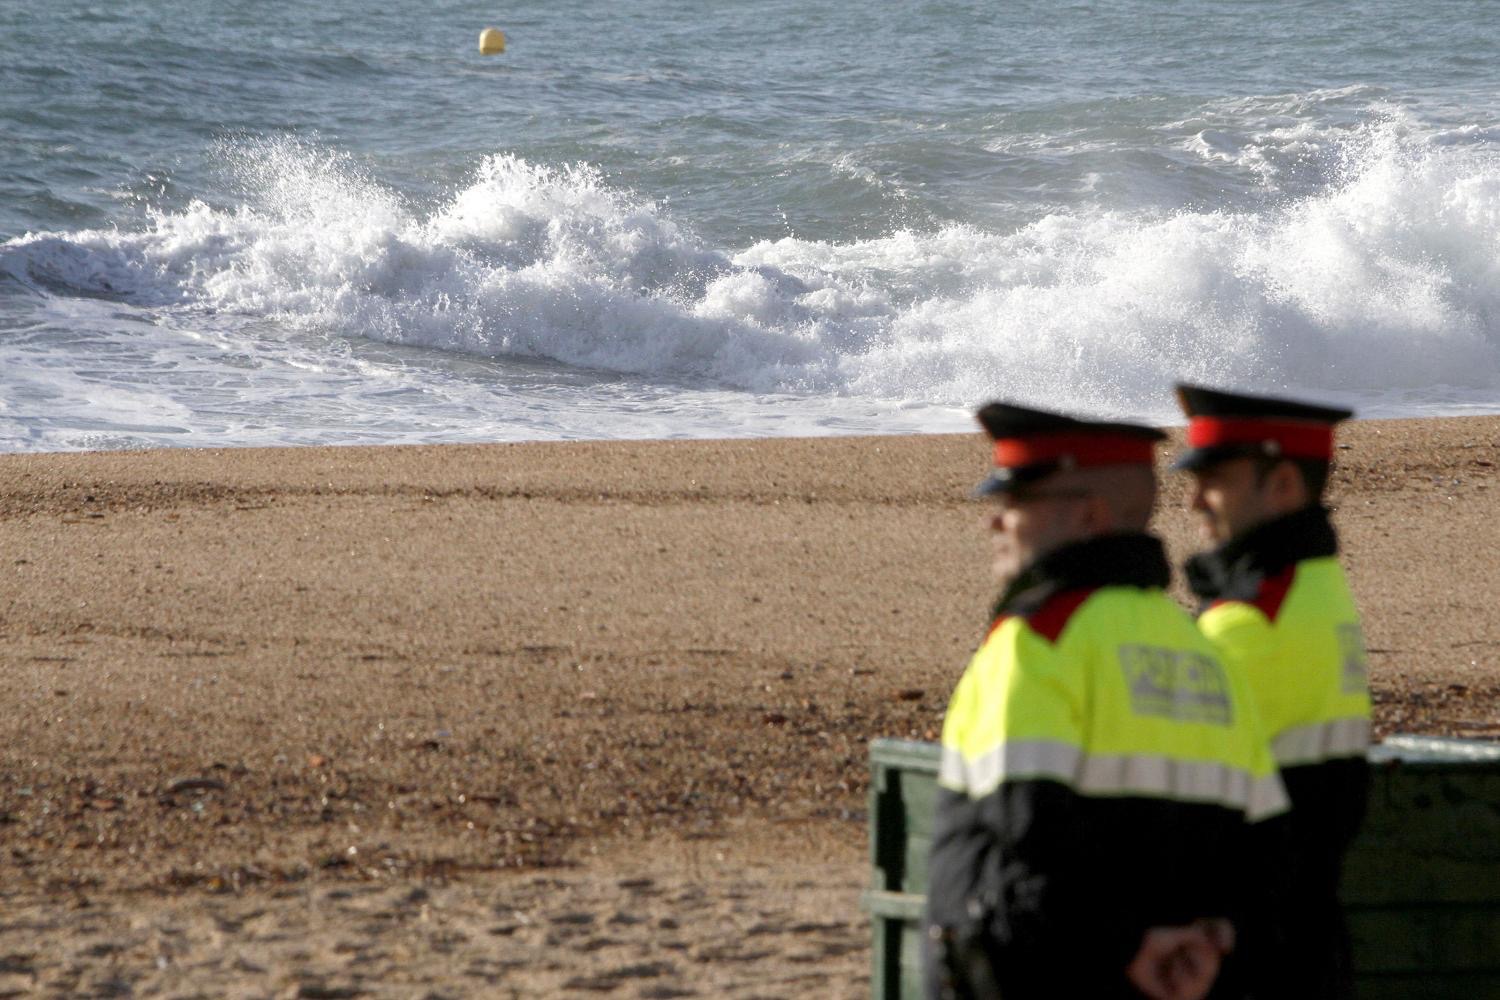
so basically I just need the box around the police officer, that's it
[1173,385,1372,999]
[925,402,1289,1000]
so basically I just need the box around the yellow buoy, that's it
[478,27,506,55]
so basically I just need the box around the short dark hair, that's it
[1252,455,1330,499]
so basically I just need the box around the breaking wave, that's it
[5,122,1500,422]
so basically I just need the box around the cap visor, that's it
[972,462,1063,497]
[1169,444,1256,472]
[1169,449,1212,472]
[973,475,1016,497]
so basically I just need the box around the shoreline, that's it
[1,415,1497,995]
[2,405,1496,460]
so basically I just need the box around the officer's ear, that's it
[1084,464,1155,532]
[1079,491,1121,535]
[1261,458,1311,513]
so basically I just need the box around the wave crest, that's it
[4,124,1499,418]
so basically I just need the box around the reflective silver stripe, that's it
[1246,773,1292,822]
[938,746,968,791]
[939,740,1082,796]
[942,744,1288,821]
[1078,754,1287,819]
[1271,717,1371,766]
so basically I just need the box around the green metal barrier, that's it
[863,735,1500,1000]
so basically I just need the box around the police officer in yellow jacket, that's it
[1173,385,1372,999]
[925,402,1289,1000]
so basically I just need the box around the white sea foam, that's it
[2,121,1498,451]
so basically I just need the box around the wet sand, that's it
[1,418,1497,997]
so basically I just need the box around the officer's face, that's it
[1189,457,1274,543]
[987,485,1094,586]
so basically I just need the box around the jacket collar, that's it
[1185,505,1339,602]
[995,532,1171,619]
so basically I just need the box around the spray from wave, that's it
[4,121,1499,422]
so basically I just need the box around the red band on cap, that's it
[993,433,1155,470]
[1186,416,1334,459]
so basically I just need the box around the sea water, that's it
[3,0,1499,451]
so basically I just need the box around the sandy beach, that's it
[2,417,1498,997]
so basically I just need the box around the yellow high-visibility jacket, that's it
[1188,505,1371,999]
[925,533,1288,1000]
